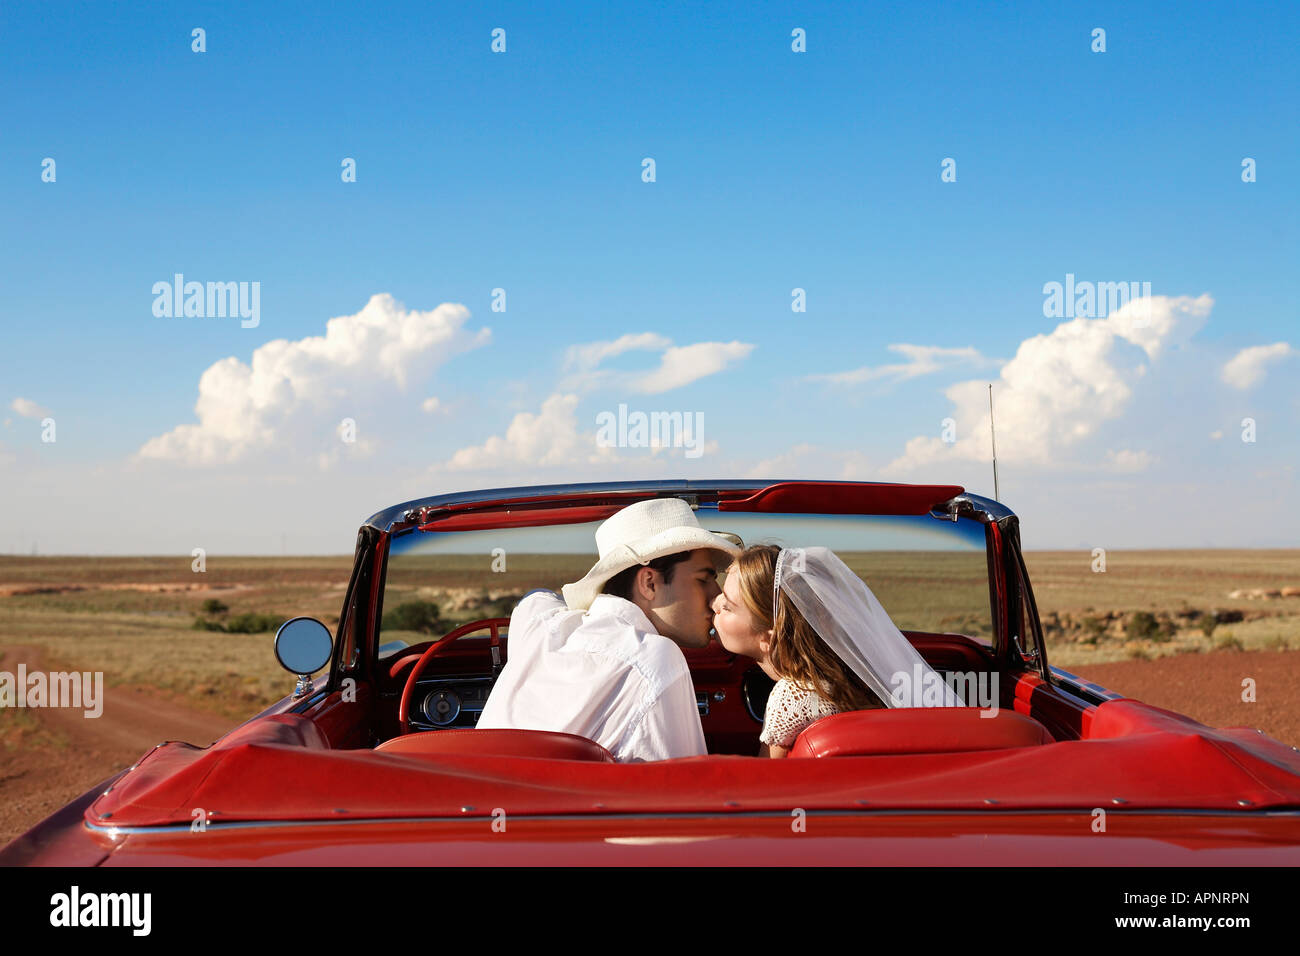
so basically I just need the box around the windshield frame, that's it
[372,489,1004,666]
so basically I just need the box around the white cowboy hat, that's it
[561,498,742,610]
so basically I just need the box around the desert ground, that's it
[2,550,1298,846]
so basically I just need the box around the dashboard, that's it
[406,671,773,733]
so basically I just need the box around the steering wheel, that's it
[398,617,509,734]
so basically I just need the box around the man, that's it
[476,497,740,762]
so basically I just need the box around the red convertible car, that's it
[4,479,1300,866]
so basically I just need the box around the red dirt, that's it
[1068,648,1300,748]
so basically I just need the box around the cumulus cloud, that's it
[1220,342,1295,389]
[421,396,443,414]
[445,393,618,470]
[561,333,754,394]
[11,398,51,419]
[806,345,995,386]
[137,294,490,465]
[881,294,1213,476]
[444,391,729,471]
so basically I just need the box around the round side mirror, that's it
[274,617,334,676]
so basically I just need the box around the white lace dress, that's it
[759,678,840,749]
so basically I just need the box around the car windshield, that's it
[377,507,992,659]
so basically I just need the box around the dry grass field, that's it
[0,556,355,724]
[1022,550,1300,667]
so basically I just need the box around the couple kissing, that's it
[477,497,961,761]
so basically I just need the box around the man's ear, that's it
[633,565,658,602]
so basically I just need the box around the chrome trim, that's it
[932,493,1015,524]
[1050,666,1124,703]
[84,806,1300,836]
[290,689,330,713]
[1011,634,1039,667]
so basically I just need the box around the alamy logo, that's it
[890,665,999,716]
[152,274,260,328]
[0,665,103,718]
[1042,273,1151,324]
[50,886,151,935]
[595,403,705,459]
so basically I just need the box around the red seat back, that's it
[787,707,1055,758]
[375,728,616,762]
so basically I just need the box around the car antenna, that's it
[988,383,1000,501]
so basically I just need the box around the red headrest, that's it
[787,707,1054,758]
[375,728,617,763]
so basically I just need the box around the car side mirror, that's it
[274,617,334,698]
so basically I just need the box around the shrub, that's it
[191,611,283,633]
[200,598,229,615]
[1126,645,1151,661]
[1199,616,1218,638]
[383,600,443,634]
[1080,616,1106,643]
[1152,616,1177,644]
[223,612,283,633]
[1214,632,1245,653]
[1128,611,1159,640]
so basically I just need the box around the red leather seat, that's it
[787,707,1055,758]
[374,728,617,762]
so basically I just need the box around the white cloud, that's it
[637,341,755,393]
[445,393,617,470]
[421,396,443,414]
[444,392,731,472]
[561,333,754,394]
[881,294,1213,476]
[563,333,671,375]
[806,344,995,386]
[1220,342,1295,389]
[1103,448,1156,472]
[11,398,51,419]
[137,294,490,465]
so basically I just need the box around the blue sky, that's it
[1,1,1297,553]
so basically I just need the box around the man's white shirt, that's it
[476,591,708,762]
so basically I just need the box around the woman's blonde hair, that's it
[729,544,884,713]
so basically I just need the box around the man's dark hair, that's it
[602,550,693,601]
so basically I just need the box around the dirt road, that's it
[0,645,236,848]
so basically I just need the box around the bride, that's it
[711,545,963,757]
